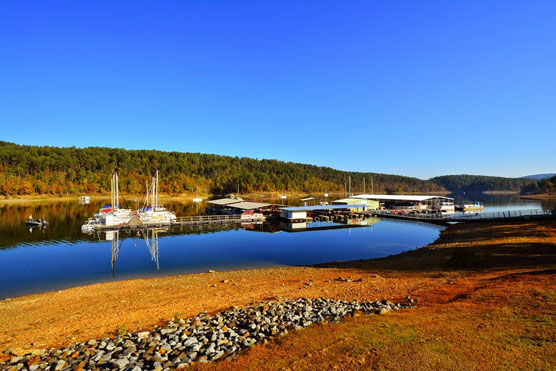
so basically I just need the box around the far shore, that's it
[0,190,456,204]
[1,218,555,369]
[520,193,556,200]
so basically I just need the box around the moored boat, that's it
[138,171,177,224]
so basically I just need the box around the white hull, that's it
[138,210,176,224]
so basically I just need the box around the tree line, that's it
[539,175,556,194]
[430,175,537,193]
[0,142,445,196]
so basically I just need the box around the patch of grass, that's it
[174,312,183,321]
[117,325,128,336]
[446,249,492,269]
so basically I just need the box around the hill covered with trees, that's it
[539,175,556,194]
[430,175,537,193]
[0,142,444,196]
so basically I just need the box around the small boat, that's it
[456,202,484,212]
[25,219,48,227]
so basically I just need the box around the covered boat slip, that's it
[351,194,455,212]
[279,204,371,221]
[207,198,272,214]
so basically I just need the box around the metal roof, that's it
[206,198,242,206]
[227,201,272,210]
[351,194,453,202]
[332,198,377,203]
[281,204,368,212]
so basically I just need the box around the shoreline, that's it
[1,219,555,368]
[0,191,455,205]
[519,193,556,200]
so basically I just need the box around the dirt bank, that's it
[1,219,555,369]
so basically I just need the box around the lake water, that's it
[0,194,553,299]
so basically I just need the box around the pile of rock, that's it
[1,298,411,370]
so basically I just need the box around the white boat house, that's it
[350,194,455,213]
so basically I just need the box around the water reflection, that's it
[0,195,551,298]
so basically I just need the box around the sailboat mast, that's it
[151,176,155,211]
[116,173,119,210]
[145,179,149,208]
[156,170,159,210]
[111,174,114,210]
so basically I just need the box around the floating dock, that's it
[87,214,266,231]
[369,208,554,225]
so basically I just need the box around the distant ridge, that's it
[522,173,556,181]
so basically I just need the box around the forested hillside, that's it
[430,175,536,193]
[539,175,556,194]
[0,142,444,196]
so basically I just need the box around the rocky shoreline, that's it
[1,297,411,371]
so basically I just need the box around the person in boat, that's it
[28,215,34,222]
[41,215,47,225]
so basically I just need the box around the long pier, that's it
[89,214,266,231]
[369,208,554,225]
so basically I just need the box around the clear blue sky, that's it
[1,1,555,179]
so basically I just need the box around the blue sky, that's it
[1,1,555,179]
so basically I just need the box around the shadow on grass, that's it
[310,219,556,273]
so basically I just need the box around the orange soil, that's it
[1,220,555,369]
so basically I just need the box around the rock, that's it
[30,349,46,356]
[211,350,225,361]
[2,297,410,370]
[54,360,66,370]
[160,328,175,335]
[377,307,390,315]
[111,358,129,369]
[137,331,150,339]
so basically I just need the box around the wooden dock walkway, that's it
[90,214,266,231]
[369,208,555,225]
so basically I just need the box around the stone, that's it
[137,331,150,339]
[111,358,129,369]
[54,360,66,370]
[211,350,225,361]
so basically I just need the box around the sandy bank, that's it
[1,219,555,369]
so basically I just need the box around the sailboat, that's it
[81,173,132,232]
[138,170,177,224]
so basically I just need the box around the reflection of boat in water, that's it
[279,218,380,232]
[141,228,164,270]
[26,219,48,227]
[138,171,176,225]
[107,230,120,276]
[108,228,163,275]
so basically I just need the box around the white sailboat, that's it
[81,173,132,232]
[100,173,133,226]
[138,170,177,224]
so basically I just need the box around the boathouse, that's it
[280,204,369,221]
[351,194,455,213]
[227,201,272,213]
[332,198,379,211]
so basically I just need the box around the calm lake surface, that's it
[1,194,553,299]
